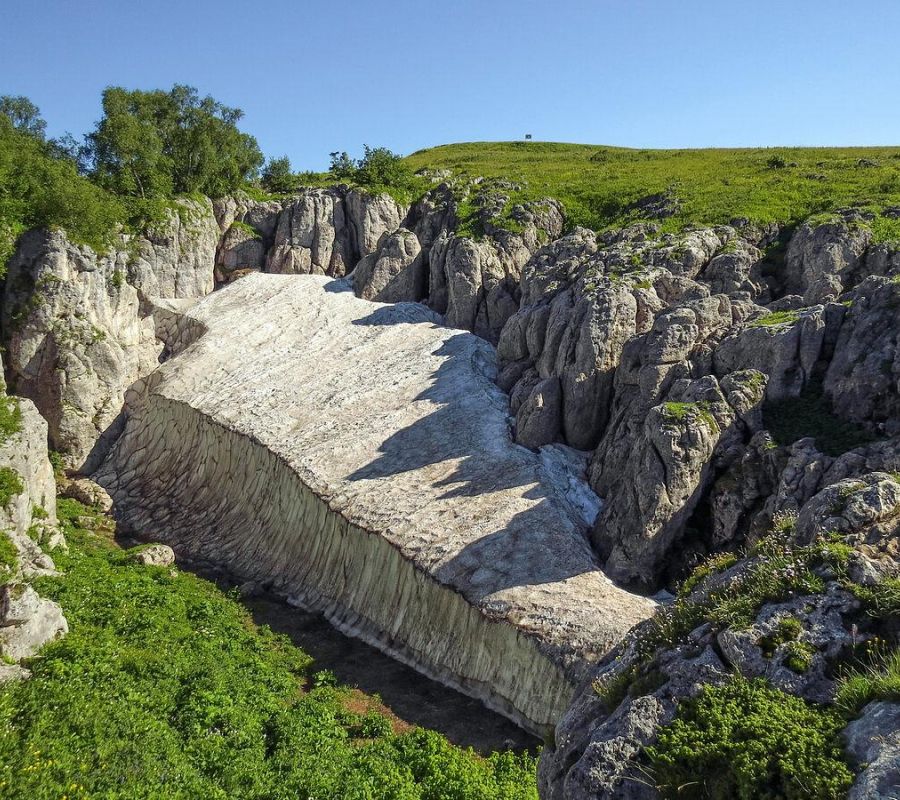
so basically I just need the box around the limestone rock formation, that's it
[785,216,871,304]
[540,470,900,799]
[94,273,655,735]
[2,198,219,469]
[265,188,405,277]
[825,276,900,433]
[0,366,68,672]
[844,702,900,800]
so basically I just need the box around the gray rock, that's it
[0,582,67,661]
[515,377,563,449]
[825,276,900,432]
[843,702,900,800]
[215,222,266,281]
[351,228,425,302]
[785,218,871,304]
[2,199,218,469]
[794,472,900,546]
[131,544,176,567]
[713,305,827,401]
[61,477,114,513]
[266,188,404,278]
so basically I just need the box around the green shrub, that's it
[749,309,800,327]
[0,468,23,508]
[647,677,853,799]
[0,396,22,443]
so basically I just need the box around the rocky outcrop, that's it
[540,471,900,799]
[94,273,655,735]
[844,702,900,800]
[0,371,67,673]
[2,198,219,470]
[265,188,405,277]
[785,217,871,304]
[352,228,425,302]
[825,276,900,433]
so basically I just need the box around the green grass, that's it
[404,142,900,234]
[836,647,900,716]
[0,499,538,799]
[764,382,877,456]
[749,309,802,328]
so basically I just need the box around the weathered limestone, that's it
[2,198,219,470]
[94,273,654,735]
[266,189,405,277]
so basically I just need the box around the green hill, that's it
[404,142,900,237]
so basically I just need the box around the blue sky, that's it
[2,0,899,170]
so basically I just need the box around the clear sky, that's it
[2,0,899,170]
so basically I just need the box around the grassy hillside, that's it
[0,499,537,799]
[404,142,900,236]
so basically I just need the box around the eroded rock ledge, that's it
[94,273,654,734]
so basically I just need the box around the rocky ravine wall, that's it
[0,361,69,678]
[94,273,655,735]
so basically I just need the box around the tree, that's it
[85,85,264,198]
[261,155,294,193]
[328,151,355,181]
[0,96,46,139]
[327,146,411,189]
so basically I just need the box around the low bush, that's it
[648,676,853,799]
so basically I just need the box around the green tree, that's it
[86,84,263,198]
[261,155,295,193]
[328,150,355,181]
[0,96,46,139]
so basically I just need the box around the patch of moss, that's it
[0,532,17,585]
[661,401,718,431]
[228,219,263,239]
[0,396,22,444]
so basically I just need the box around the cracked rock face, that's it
[2,199,219,470]
[94,273,655,735]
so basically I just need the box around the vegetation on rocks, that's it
[0,498,538,800]
[647,676,853,800]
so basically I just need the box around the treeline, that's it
[0,85,416,270]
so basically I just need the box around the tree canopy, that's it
[0,96,46,139]
[86,85,264,198]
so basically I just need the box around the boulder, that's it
[131,544,176,567]
[843,702,900,800]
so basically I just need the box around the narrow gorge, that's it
[2,136,900,799]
